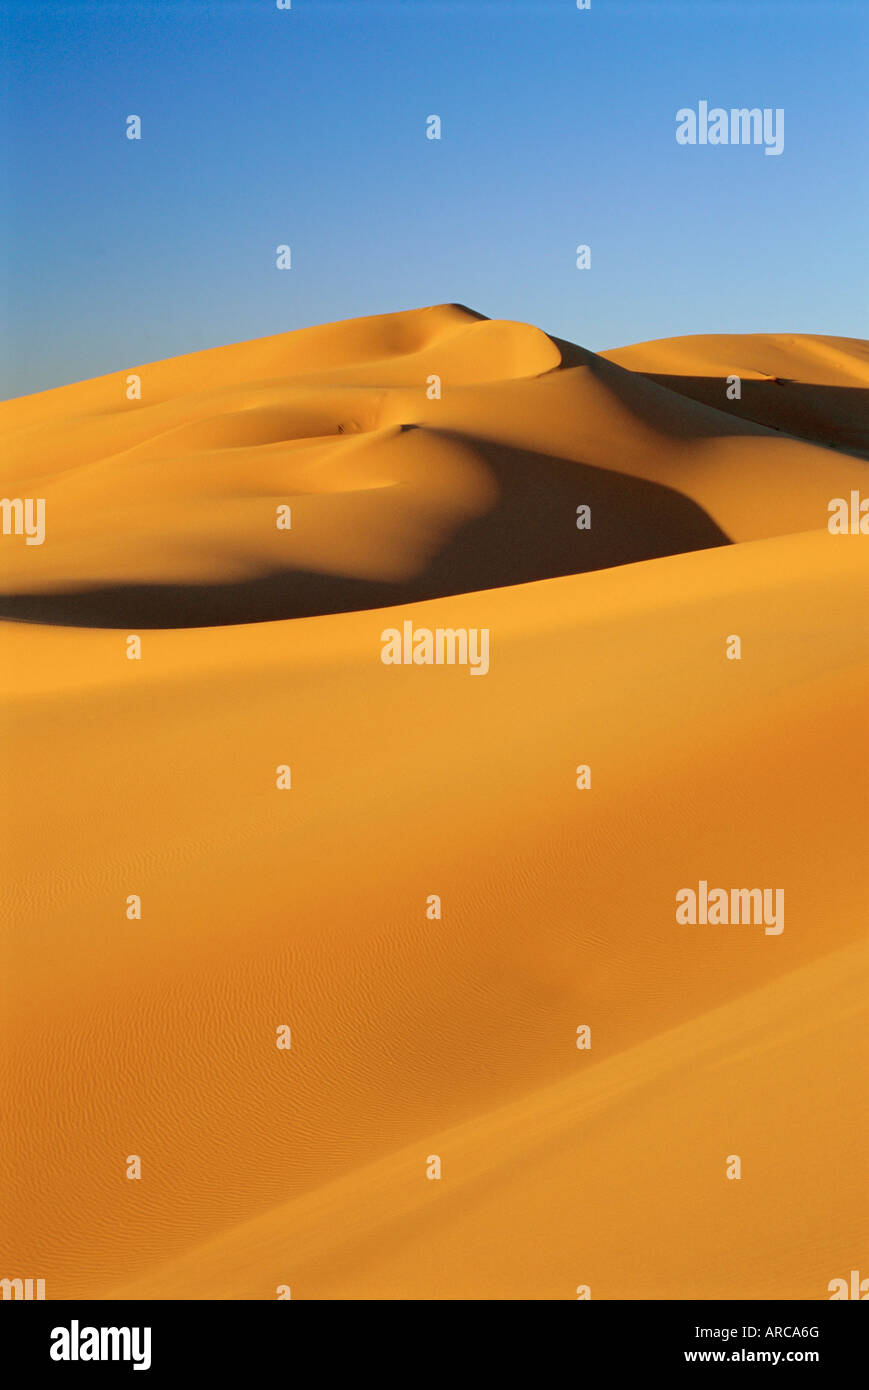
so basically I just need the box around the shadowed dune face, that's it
[0,437,729,627]
[602,332,869,460]
[616,379,869,461]
[2,306,867,627]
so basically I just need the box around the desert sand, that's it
[1,305,867,1298]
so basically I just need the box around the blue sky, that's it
[2,0,866,397]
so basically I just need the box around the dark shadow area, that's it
[0,439,731,628]
[620,374,869,461]
[550,339,779,444]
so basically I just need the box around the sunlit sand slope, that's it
[2,527,867,1299]
[104,939,869,1301]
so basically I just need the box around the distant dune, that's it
[1,307,867,1299]
[602,331,869,461]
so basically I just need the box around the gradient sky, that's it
[2,0,867,397]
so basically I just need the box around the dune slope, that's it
[1,307,867,1300]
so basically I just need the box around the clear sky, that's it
[2,0,866,397]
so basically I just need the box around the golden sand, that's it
[2,306,867,1298]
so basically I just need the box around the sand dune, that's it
[2,307,866,622]
[602,332,869,460]
[1,307,867,1299]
